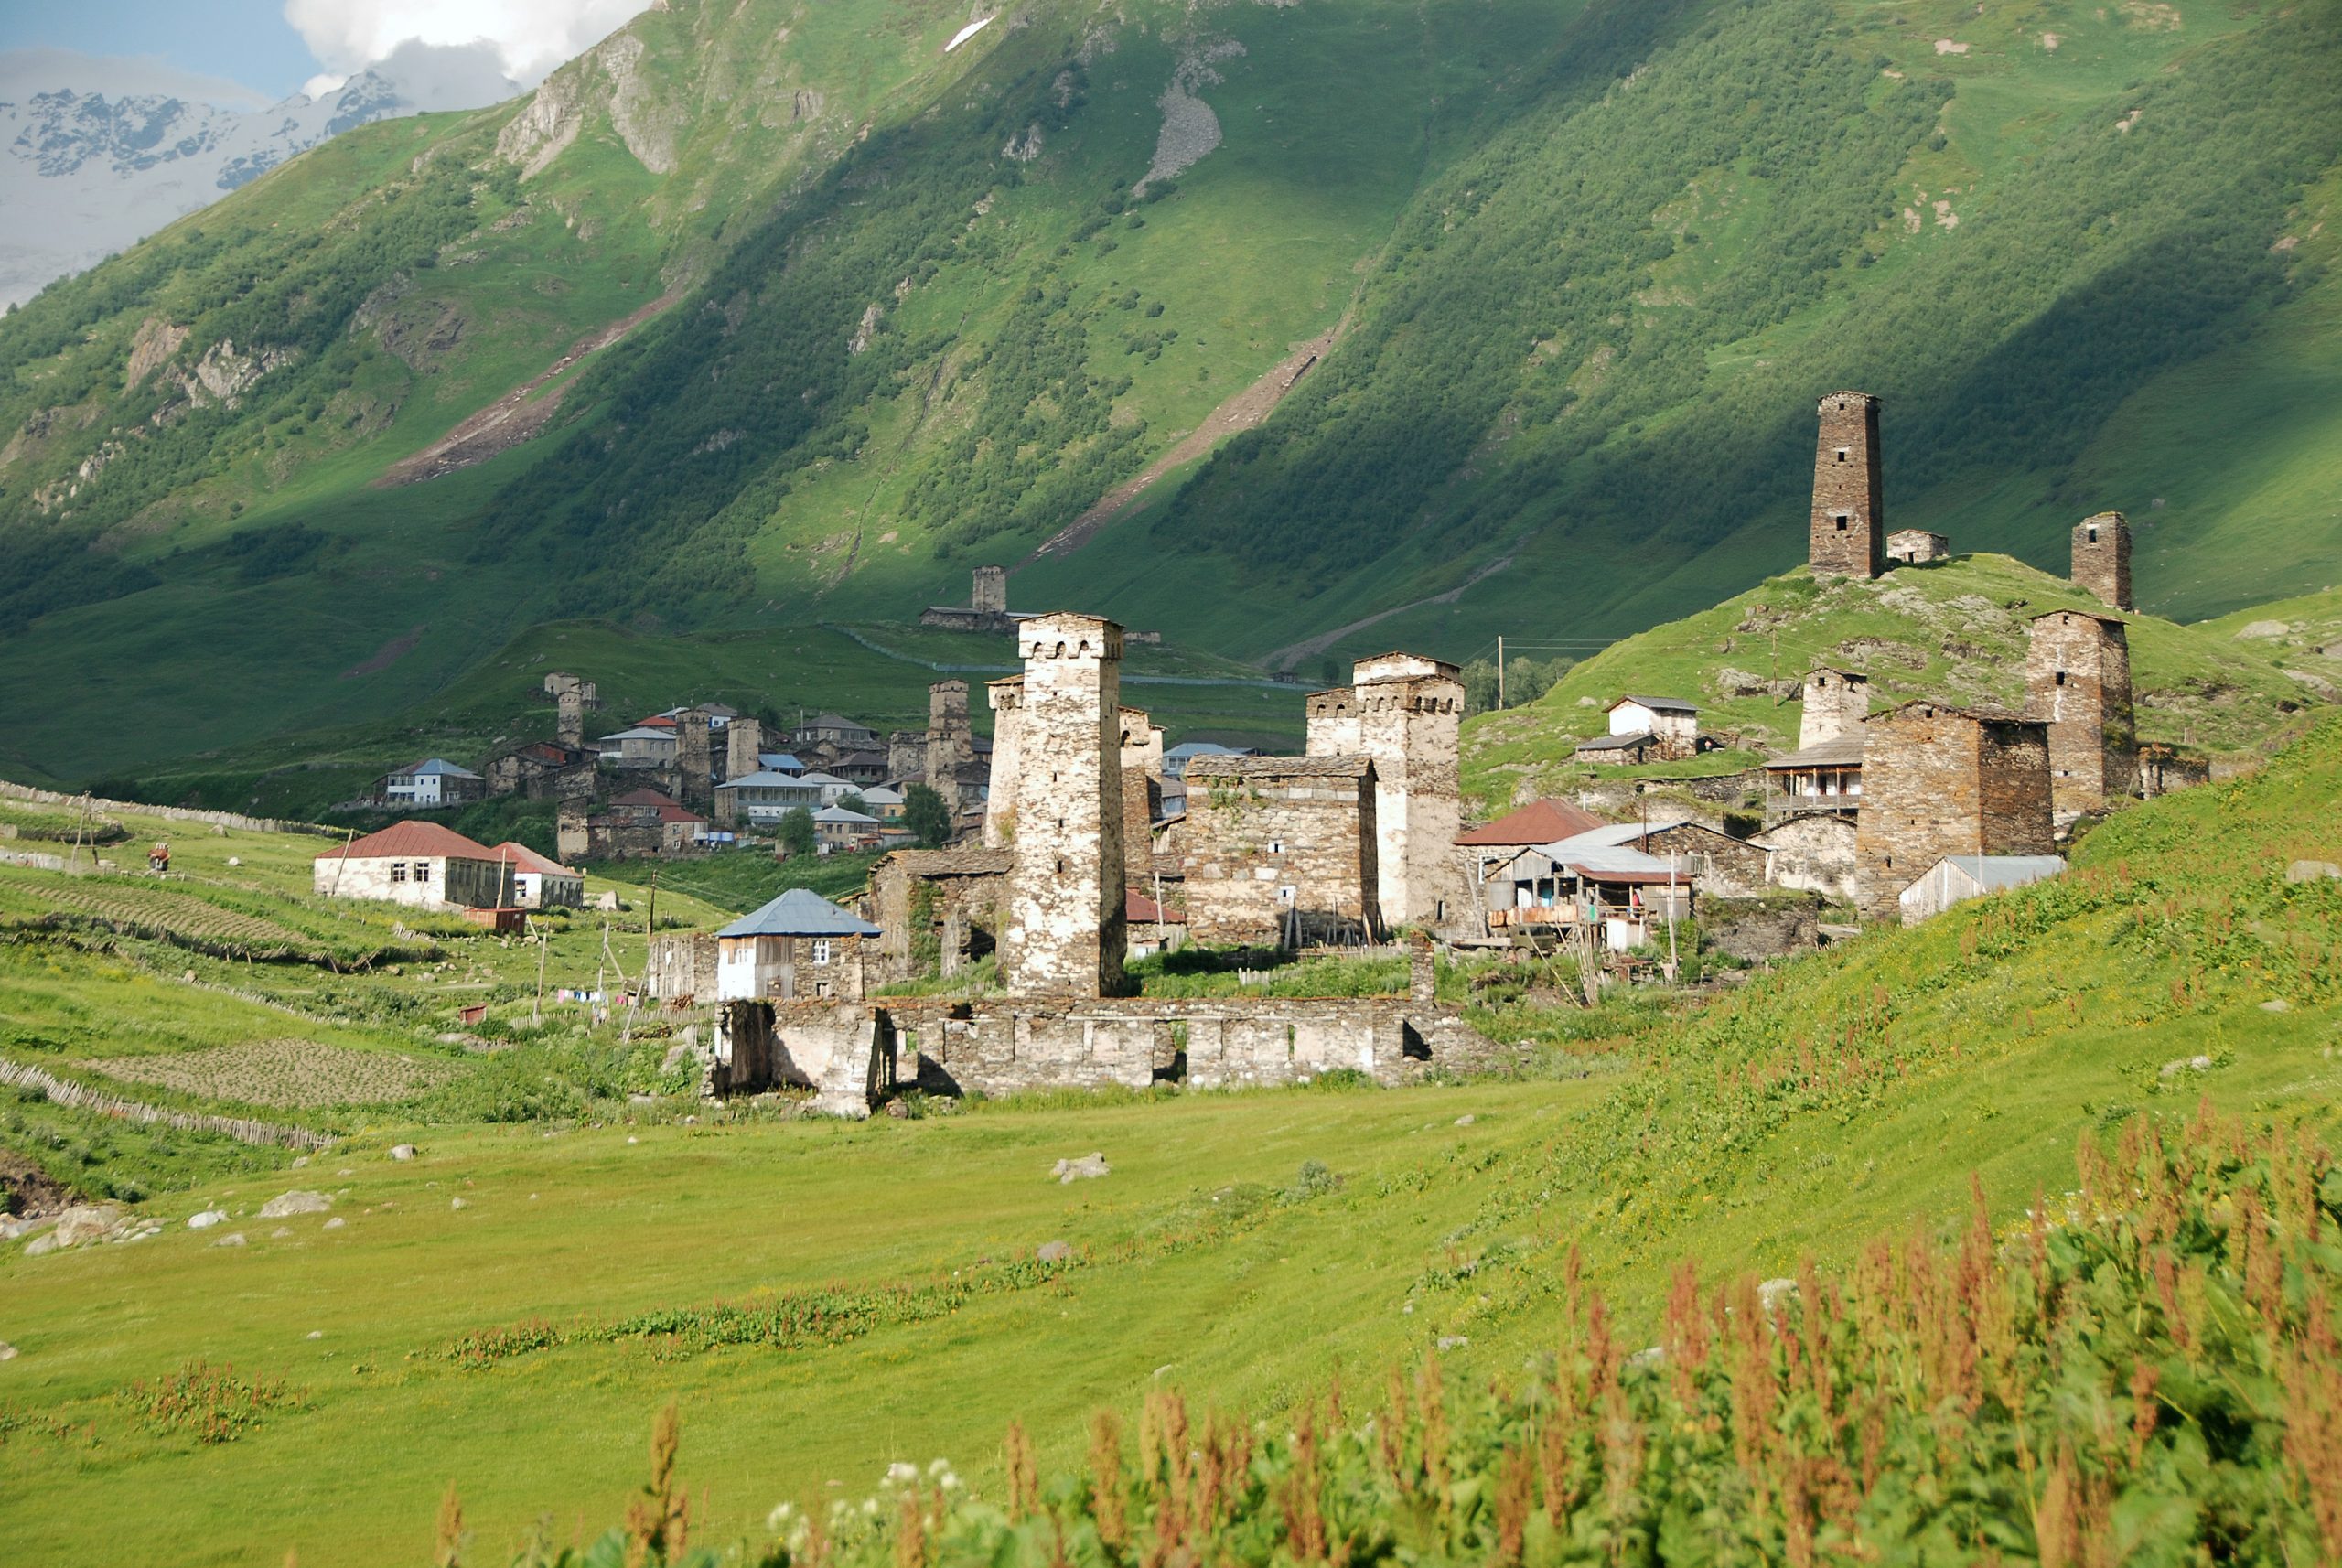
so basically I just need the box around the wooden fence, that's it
[0,1058,334,1151]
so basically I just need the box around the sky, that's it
[0,0,648,107]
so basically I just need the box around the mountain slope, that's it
[0,0,2338,789]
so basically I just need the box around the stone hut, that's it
[1810,392,1885,580]
[1799,667,1869,749]
[1853,700,2055,924]
[983,675,1024,848]
[1886,530,1950,566]
[2026,608,2137,814]
[1181,756,1380,949]
[998,613,1129,996]
[2071,511,2133,612]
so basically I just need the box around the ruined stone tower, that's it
[1809,392,1884,580]
[972,565,1008,617]
[1348,652,1470,931]
[983,676,1024,849]
[1799,667,1870,750]
[924,681,974,801]
[2026,609,2136,813]
[1000,614,1128,996]
[1853,701,2055,924]
[2071,511,2133,612]
[555,688,586,748]
[676,709,714,811]
[1117,707,1164,888]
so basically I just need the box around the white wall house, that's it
[380,757,485,808]
[314,822,514,910]
[714,888,881,1001]
[493,842,585,909]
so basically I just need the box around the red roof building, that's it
[311,821,512,909]
[1455,798,1607,847]
[314,821,500,861]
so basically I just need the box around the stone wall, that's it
[1181,756,1378,948]
[1809,392,1884,579]
[1799,668,1869,749]
[2072,511,2133,612]
[648,932,719,1004]
[1117,706,1164,887]
[1885,530,1949,566]
[1000,614,1128,996]
[1636,822,1769,900]
[867,847,1011,983]
[1854,703,2053,923]
[2026,610,2137,813]
[0,780,338,838]
[983,677,1024,848]
[888,731,925,784]
[556,799,590,864]
[1702,896,1821,961]
[1751,812,1859,903]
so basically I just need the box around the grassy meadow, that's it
[0,717,2337,1563]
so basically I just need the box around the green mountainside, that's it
[2,0,2339,790]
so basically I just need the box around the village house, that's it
[714,769,835,827]
[1885,530,1950,566]
[1578,696,1704,765]
[1180,755,1380,949]
[1763,735,1864,821]
[1478,823,1696,950]
[595,725,680,769]
[588,788,710,858]
[1853,701,2055,925]
[1456,797,1606,906]
[715,888,880,1002]
[1898,854,2066,925]
[483,740,596,800]
[1750,811,1861,904]
[377,757,486,810]
[813,803,884,852]
[313,822,515,910]
[790,714,882,757]
[491,841,585,909]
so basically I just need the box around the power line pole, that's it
[1497,634,1506,710]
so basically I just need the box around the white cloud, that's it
[281,1,653,87]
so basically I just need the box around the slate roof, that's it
[1764,736,1867,769]
[1456,798,1606,847]
[317,822,500,861]
[717,887,882,940]
[1574,731,1659,753]
[1184,754,1371,779]
[610,788,681,809]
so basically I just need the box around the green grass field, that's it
[2,718,2337,1563]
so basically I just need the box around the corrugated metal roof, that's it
[1765,736,1866,769]
[812,805,878,823]
[1941,855,2066,892]
[1546,821,1698,854]
[316,822,500,861]
[491,842,578,878]
[718,887,883,939]
[394,757,481,779]
[716,770,812,790]
[1456,799,1607,846]
[1610,694,1698,714]
[1574,731,1656,752]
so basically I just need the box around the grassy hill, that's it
[1,712,2335,1563]
[2,0,2339,793]
[1461,552,2332,811]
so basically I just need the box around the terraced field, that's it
[83,1040,461,1111]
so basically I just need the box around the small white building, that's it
[714,888,882,1001]
[313,822,515,910]
[812,804,882,851]
[596,726,680,768]
[492,842,585,909]
[379,757,486,808]
[1898,854,2066,927]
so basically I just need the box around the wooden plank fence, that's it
[0,1058,334,1151]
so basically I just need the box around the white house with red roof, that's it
[313,822,517,910]
[491,842,585,909]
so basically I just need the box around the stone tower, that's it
[1853,701,2055,924]
[1799,667,1869,750]
[2026,609,2136,813]
[1305,685,1361,757]
[983,676,1024,848]
[1809,392,1885,580]
[1117,706,1164,887]
[1000,614,1128,996]
[555,687,586,748]
[924,681,973,799]
[725,717,763,783]
[675,709,714,811]
[1350,652,1470,931]
[886,731,925,784]
[556,798,590,865]
[2071,511,2133,612]
[972,565,1008,617]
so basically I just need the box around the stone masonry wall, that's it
[1000,614,1128,996]
[2026,610,2137,813]
[1305,688,1361,757]
[677,709,714,811]
[2072,511,2133,612]
[1181,757,1378,948]
[1799,668,1869,749]
[1354,663,1472,931]
[1809,392,1884,579]
[725,718,764,784]
[925,681,974,800]
[983,677,1024,848]
[1118,707,1164,887]
[1854,703,2053,922]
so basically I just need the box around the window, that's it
[1835,448,1850,464]
[389,862,407,883]
[2087,527,2099,544]
[2055,671,2068,687]
[1267,840,1284,855]
[1834,514,1850,532]
[810,940,833,966]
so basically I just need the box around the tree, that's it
[904,782,954,848]
[834,791,869,819]
[776,806,816,860]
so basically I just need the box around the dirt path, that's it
[1262,549,1521,671]
[1021,317,1347,568]
[375,290,682,487]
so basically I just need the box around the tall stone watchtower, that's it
[972,565,1008,617]
[982,676,1024,848]
[1350,652,1471,931]
[1809,392,1885,580]
[925,680,973,798]
[1798,667,1869,750]
[2071,511,2133,612]
[2026,609,2136,813]
[675,709,714,811]
[1000,615,1129,996]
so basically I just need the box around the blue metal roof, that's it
[717,887,882,939]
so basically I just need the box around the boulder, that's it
[188,1208,228,1229]
[259,1190,332,1219]
[52,1204,124,1248]
[213,1232,247,1248]
[1758,1278,1799,1313]
[2284,860,2342,884]
[0,1341,16,1359]
[390,1144,419,1161]
[1051,1153,1109,1184]
[1037,1240,1072,1263]
[323,1218,347,1230]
